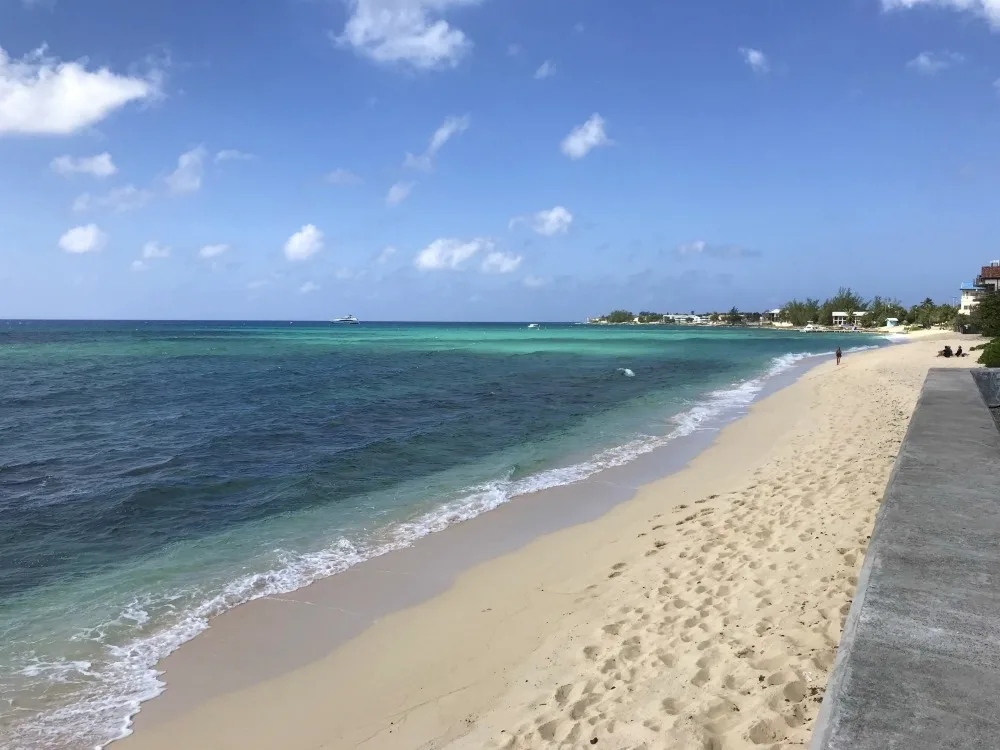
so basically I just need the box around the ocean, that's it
[0,321,886,749]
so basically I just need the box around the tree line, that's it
[781,288,957,328]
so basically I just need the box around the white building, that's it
[832,311,867,327]
[961,261,1000,316]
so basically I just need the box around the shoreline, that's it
[107,344,845,738]
[112,333,972,750]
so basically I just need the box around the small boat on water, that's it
[332,315,360,325]
[527,323,540,329]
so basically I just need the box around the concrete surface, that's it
[973,370,1000,431]
[811,369,1000,750]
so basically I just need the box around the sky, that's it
[2,0,1000,321]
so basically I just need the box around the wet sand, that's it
[115,333,979,750]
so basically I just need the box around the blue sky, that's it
[2,0,1000,320]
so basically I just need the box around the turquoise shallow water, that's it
[0,321,885,749]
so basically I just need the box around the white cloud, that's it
[678,240,708,256]
[300,281,321,294]
[199,243,229,258]
[882,0,1000,26]
[386,180,415,206]
[142,241,170,259]
[166,146,207,195]
[415,237,491,270]
[561,113,611,159]
[739,47,770,74]
[523,274,547,288]
[535,60,556,79]
[284,224,323,261]
[533,206,573,236]
[214,149,254,163]
[51,152,116,178]
[906,50,965,74]
[676,240,760,259]
[482,251,522,274]
[404,114,470,171]
[377,245,397,263]
[326,168,362,185]
[336,0,482,70]
[59,224,106,253]
[131,260,148,272]
[0,45,158,136]
[73,184,151,213]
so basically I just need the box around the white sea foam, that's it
[4,344,883,750]
[617,367,635,377]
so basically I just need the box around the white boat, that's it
[527,323,540,329]
[332,315,360,325]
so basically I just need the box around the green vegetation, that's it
[637,311,665,323]
[780,289,957,328]
[971,291,1000,338]
[599,309,634,324]
[592,290,964,329]
[978,339,1000,367]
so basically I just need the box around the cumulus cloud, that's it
[533,206,573,236]
[0,45,158,135]
[214,149,254,163]
[131,259,148,272]
[377,245,397,263]
[72,184,151,213]
[481,251,522,273]
[199,243,229,258]
[534,60,556,79]
[561,113,611,159]
[386,180,415,206]
[404,114,470,171]
[326,168,362,185]
[142,241,170,259]
[906,50,965,74]
[284,224,323,261]
[414,237,492,270]
[676,240,761,259]
[166,146,207,195]
[336,0,483,70]
[59,224,106,253]
[300,281,320,294]
[882,0,1000,26]
[739,47,770,74]
[51,152,116,178]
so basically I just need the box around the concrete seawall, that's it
[811,368,1000,750]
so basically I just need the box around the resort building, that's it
[831,311,867,327]
[959,261,1000,316]
[762,308,783,324]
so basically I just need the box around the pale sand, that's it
[116,335,981,750]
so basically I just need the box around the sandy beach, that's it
[115,333,981,750]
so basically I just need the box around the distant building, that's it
[832,311,867,327]
[961,261,1000,316]
[762,308,782,324]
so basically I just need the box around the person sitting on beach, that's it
[835,347,842,366]
[937,345,953,358]
[956,346,964,358]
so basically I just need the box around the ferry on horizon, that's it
[332,315,360,325]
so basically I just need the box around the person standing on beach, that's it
[836,347,842,366]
